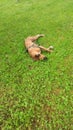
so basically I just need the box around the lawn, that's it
[0,0,73,130]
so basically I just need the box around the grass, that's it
[0,0,73,129]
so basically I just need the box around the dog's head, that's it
[34,54,47,60]
[39,54,47,60]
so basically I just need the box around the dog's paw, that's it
[41,34,45,37]
[38,34,45,37]
[49,46,54,50]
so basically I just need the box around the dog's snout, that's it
[43,57,48,60]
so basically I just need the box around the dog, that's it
[24,34,53,60]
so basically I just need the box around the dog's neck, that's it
[27,43,34,49]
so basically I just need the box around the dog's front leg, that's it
[39,46,51,52]
[39,46,54,53]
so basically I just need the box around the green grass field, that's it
[0,0,73,129]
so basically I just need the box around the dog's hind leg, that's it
[29,34,45,42]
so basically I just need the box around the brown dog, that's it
[25,34,53,60]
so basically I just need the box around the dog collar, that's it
[27,43,34,49]
[27,43,39,50]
